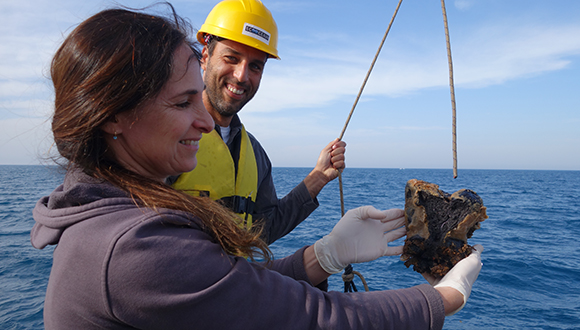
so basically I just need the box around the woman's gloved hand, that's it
[313,206,407,274]
[424,244,484,316]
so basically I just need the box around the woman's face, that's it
[110,43,214,182]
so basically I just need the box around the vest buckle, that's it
[220,195,255,215]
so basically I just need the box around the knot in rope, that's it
[342,265,369,292]
[341,272,355,282]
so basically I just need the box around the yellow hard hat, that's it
[197,0,279,59]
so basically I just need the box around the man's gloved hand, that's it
[313,206,407,274]
[424,244,484,316]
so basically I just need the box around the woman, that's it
[31,5,483,329]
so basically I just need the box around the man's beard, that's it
[205,84,250,118]
[204,68,257,118]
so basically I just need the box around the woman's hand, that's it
[424,244,484,316]
[313,206,406,274]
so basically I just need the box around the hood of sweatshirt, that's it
[31,168,136,249]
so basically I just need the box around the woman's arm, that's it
[303,245,331,286]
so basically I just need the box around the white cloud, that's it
[247,21,580,115]
[454,24,580,87]
[0,117,53,165]
[454,0,475,11]
[0,99,52,119]
[0,80,50,99]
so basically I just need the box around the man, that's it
[172,0,346,244]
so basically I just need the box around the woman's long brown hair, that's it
[50,5,270,261]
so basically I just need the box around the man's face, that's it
[201,39,268,120]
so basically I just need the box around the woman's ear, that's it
[101,117,121,135]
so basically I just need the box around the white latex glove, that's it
[425,244,484,316]
[313,206,406,274]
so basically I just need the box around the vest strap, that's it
[220,196,255,215]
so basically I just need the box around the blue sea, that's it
[1,165,579,329]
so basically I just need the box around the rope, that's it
[342,265,370,292]
[337,0,403,217]
[440,0,458,179]
[338,0,404,293]
[338,0,403,142]
[337,0,459,292]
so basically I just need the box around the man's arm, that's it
[249,135,346,244]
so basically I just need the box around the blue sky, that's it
[1,0,579,170]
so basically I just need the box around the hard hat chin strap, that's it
[203,34,225,47]
[203,34,212,45]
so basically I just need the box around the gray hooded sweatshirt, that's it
[31,168,445,329]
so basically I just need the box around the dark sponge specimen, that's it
[401,179,487,277]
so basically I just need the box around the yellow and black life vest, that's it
[172,127,258,228]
